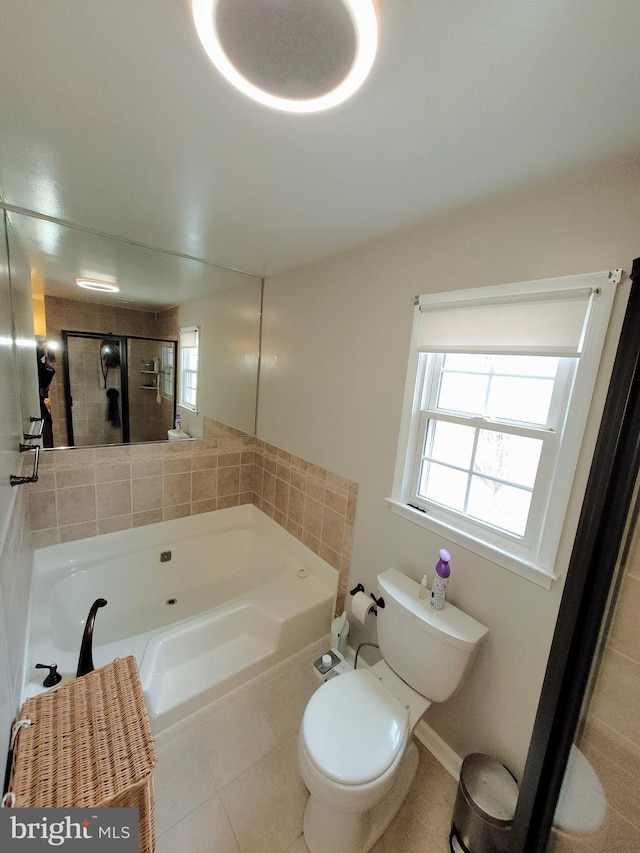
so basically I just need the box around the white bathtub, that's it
[25,505,338,732]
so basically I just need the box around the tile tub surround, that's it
[25,438,357,608]
[252,442,357,612]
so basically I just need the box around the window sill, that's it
[385,498,558,589]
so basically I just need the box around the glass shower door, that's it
[550,479,640,851]
[63,333,125,446]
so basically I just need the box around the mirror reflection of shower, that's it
[61,330,177,447]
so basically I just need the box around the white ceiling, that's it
[1,0,640,305]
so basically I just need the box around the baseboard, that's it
[414,719,463,782]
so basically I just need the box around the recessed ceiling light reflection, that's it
[192,0,379,113]
[76,279,120,293]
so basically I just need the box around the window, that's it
[178,326,199,412]
[160,344,174,399]
[390,271,619,586]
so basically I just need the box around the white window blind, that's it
[417,285,594,356]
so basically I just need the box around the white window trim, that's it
[178,326,199,413]
[389,271,619,588]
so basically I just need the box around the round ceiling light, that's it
[76,279,120,293]
[191,0,379,113]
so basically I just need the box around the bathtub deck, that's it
[141,570,334,731]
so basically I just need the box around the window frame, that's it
[389,272,619,587]
[178,326,199,413]
[160,344,174,400]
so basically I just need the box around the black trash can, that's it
[450,753,519,853]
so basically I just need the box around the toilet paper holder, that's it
[349,583,385,610]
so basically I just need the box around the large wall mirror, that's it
[5,209,263,449]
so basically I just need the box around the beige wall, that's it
[177,283,262,439]
[258,157,640,777]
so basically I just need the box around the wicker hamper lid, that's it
[8,656,156,809]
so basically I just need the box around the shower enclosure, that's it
[61,331,177,446]
[511,256,640,852]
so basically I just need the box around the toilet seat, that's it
[301,669,409,785]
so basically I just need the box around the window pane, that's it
[437,371,488,414]
[467,476,532,536]
[426,421,475,468]
[444,353,493,372]
[487,376,555,424]
[419,461,468,512]
[474,431,542,488]
[491,354,559,378]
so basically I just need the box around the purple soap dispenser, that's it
[430,548,451,611]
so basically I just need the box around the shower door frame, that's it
[61,330,131,446]
[511,256,640,852]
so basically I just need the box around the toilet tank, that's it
[376,568,489,703]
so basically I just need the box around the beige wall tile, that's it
[27,490,58,531]
[131,458,163,479]
[98,515,132,535]
[590,648,640,747]
[96,481,132,519]
[192,470,217,502]
[191,452,218,471]
[191,499,217,515]
[324,486,348,515]
[164,472,191,507]
[59,521,98,543]
[608,574,640,665]
[95,461,131,483]
[132,476,163,512]
[321,506,345,553]
[133,509,163,527]
[55,467,95,489]
[240,464,254,493]
[164,504,190,521]
[218,494,240,510]
[303,496,323,540]
[56,485,96,526]
[31,528,59,549]
[217,467,240,498]
[288,487,305,526]
[274,478,289,514]
[305,476,325,503]
[164,456,191,475]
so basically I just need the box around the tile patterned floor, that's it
[153,650,457,853]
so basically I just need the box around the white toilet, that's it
[167,427,190,441]
[298,568,489,853]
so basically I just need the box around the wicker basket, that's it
[7,656,156,852]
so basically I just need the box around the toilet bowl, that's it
[298,568,489,853]
[167,427,190,441]
[553,745,606,835]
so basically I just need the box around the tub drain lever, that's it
[35,663,62,688]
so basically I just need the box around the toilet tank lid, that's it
[377,569,489,652]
